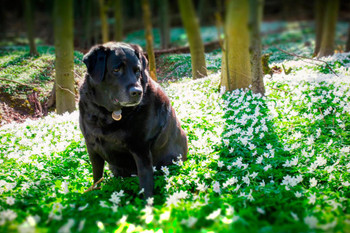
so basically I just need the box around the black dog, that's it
[79,42,188,198]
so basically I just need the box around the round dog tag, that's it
[112,110,122,121]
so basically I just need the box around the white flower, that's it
[59,181,69,194]
[213,181,221,194]
[242,175,250,186]
[217,161,225,168]
[256,207,265,214]
[109,190,124,205]
[223,177,238,188]
[309,177,318,188]
[181,217,197,228]
[295,191,302,198]
[304,216,318,229]
[308,193,316,205]
[291,212,299,221]
[6,197,15,206]
[248,143,256,150]
[58,219,75,233]
[159,211,171,222]
[206,209,221,220]
[293,131,302,140]
[342,181,350,187]
[99,201,108,208]
[306,135,315,145]
[161,166,170,176]
[264,164,272,171]
[256,156,263,164]
[141,206,153,224]
[223,139,230,146]
[78,204,89,211]
[146,197,154,206]
[166,190,188,207]
[196,182,208,192]
[259,180,265,187]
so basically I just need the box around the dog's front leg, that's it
[88,150,105,183]
[131,151,154,199]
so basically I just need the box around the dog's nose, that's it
[129,86,142,97]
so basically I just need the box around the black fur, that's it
[79,42,188,198]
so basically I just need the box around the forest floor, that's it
[0,21,349,125]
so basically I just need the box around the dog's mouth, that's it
[112,98,142,108]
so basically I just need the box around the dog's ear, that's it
[129,44,149,84]
[83,45,107,83]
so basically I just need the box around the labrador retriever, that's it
[79,42,188,198]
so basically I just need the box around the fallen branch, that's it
[84,177,104,193]
[0,77,35,88]
[146,41,221,57]
[275,47,338,77]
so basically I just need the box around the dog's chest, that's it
[90,129,131,162]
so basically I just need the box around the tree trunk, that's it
[159,0,170,49]
[317,0,339,58]
[99,0,109,43]
[24,0,38,56]
[345,22,350,52]
[314,0,325,56]
[178,0,207,79]
[82,0,92,49]
[114,0,123,41]
[249,0,265,95]
[141,0,157,81]
[221,0,251,91]
[54,0,75,114]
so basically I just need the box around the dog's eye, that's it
[113,68,121,73]
[135,67,141,75]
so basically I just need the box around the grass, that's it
[1,51,350,232]
[0,46,85,104]
[1,21,350,232]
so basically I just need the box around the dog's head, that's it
[83,42,149,112]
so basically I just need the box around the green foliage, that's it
[1,51,350,231]
[0,46,85,102]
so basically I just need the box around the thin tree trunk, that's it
[221,0,251,91]
[99,0,109,43]
[24,0,38,56]
[317,0,339,58]
[54,0,75,114]
[83,0,92,49]
[159,0,170,49]
[114,0,123,41]
[345,22,350,52]
[249,0,265,95]
[314,0,325,56]
[141,0,157,81]
[178,0,207,79]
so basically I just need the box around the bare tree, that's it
[159,0,170,49]
[178,0,207,79]
[24,0,38,56]
[141,0,157,81]
[54,0,75,114]
[221,0,251,91]
[114,0,123,41]
[249,0,265,95]
[99,0,109,43]
[316,0,339,58]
